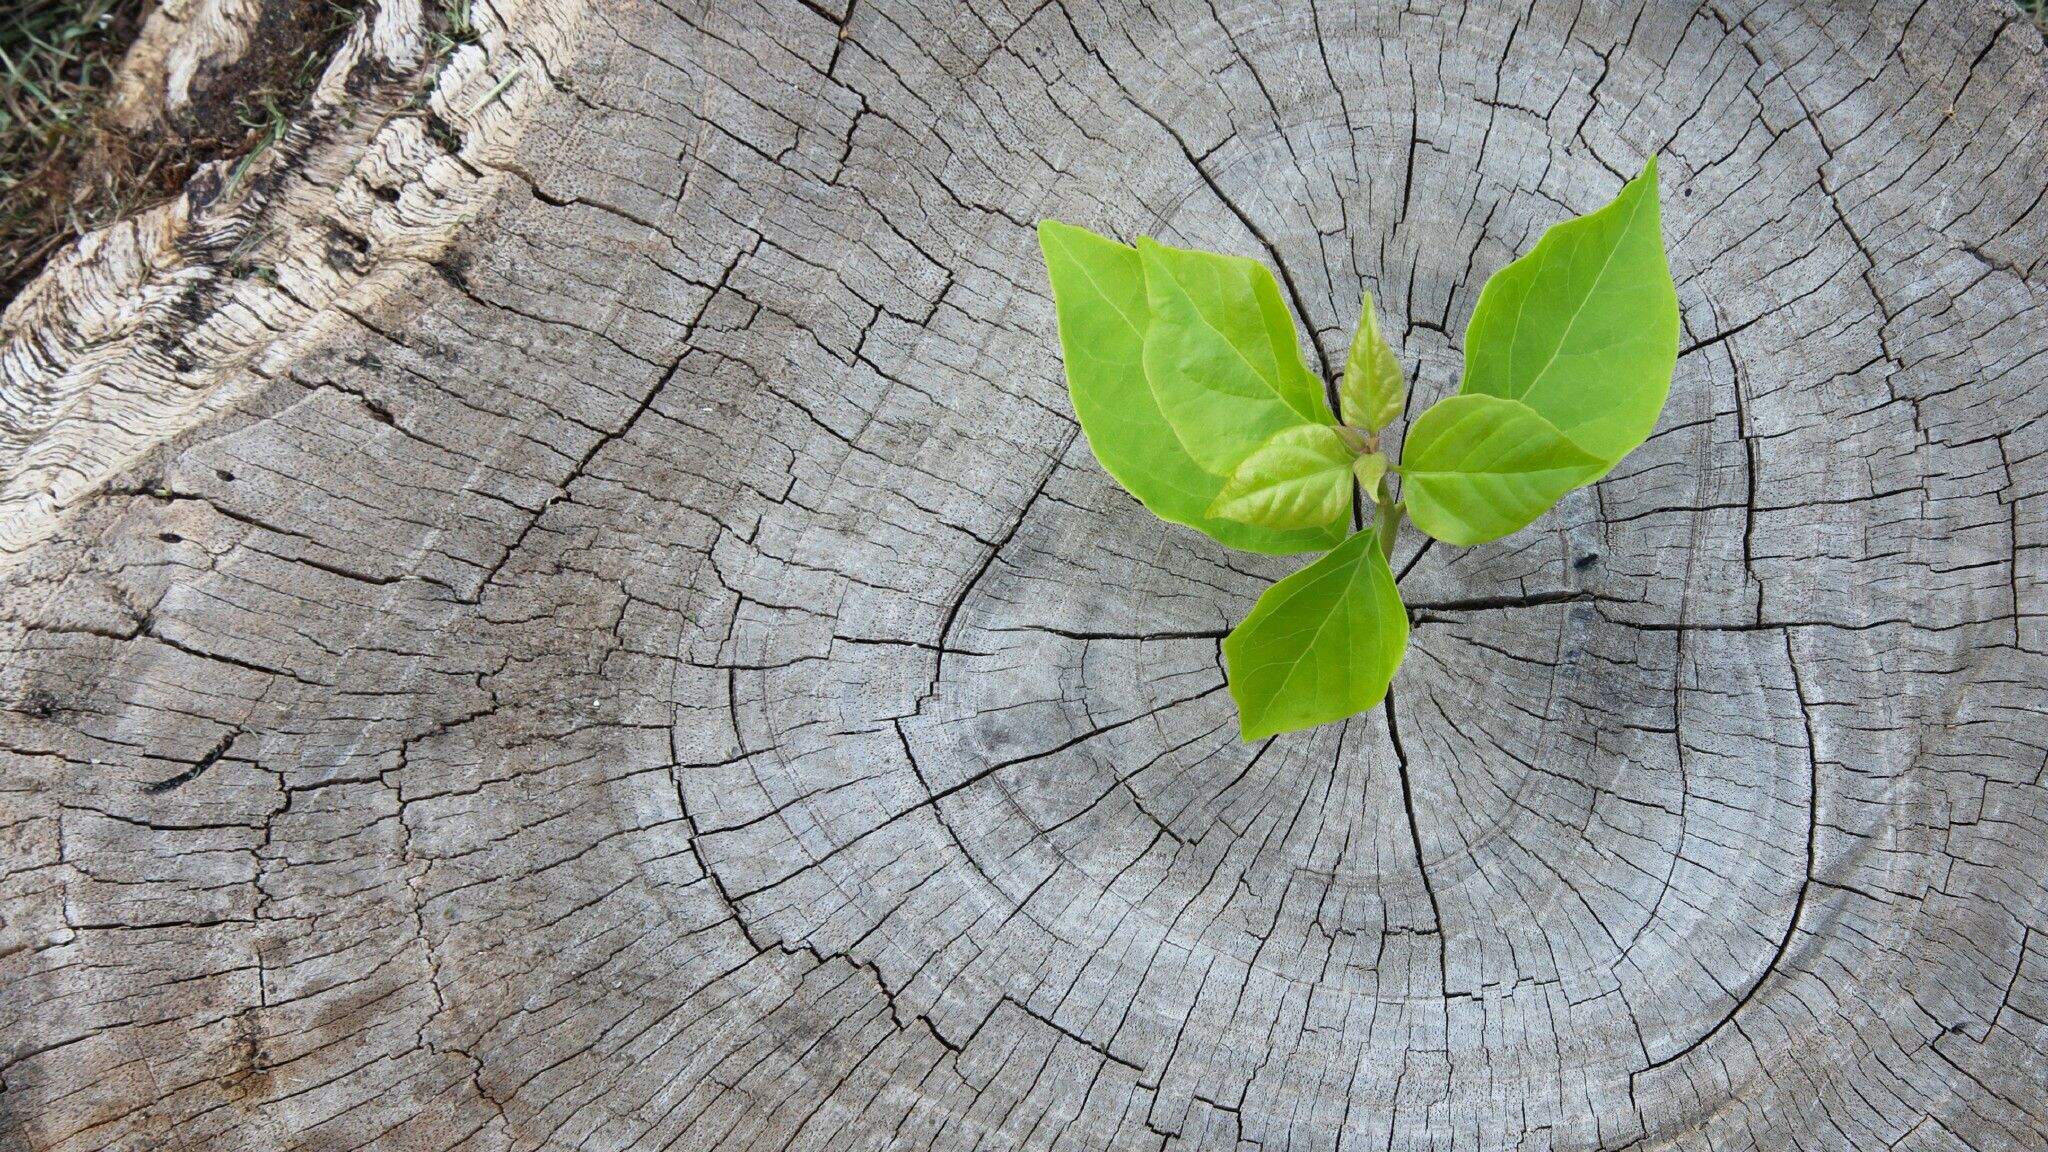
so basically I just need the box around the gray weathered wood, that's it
[3,2,2045,1149]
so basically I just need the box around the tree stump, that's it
[3,3,2045,1149]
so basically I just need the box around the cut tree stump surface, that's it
[3,3,2045,1150]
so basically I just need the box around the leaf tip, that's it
[1034,220,1066,272]
[1633,156,1664,204]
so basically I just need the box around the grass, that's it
[0,0,377,303]
[431,0,477,57]
[0,0,147,298]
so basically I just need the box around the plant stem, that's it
[1373,481,1400,560]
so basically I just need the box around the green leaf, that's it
[1339,290,1405,431]
[1400,394,1605,546]
[1223,527,1409,741]
[1460,159,1678,475]
[1038,221,1344,555]
[1207,425,1357,531]
[1352,451,1388,497]
[1137,236,1334,477]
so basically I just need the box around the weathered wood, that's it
[0,0,576,556]
[2,2,2045,1149]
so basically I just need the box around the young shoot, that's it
[1040,160,1678,739]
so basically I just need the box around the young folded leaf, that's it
[1352,452,1388,498]
[1137,236,1334,477]
[1038,221,1345,555]
[1339,290,1405,432]
[1207,425,1357,531]
[1461,158,1678,475]
[1400,395,1604,546]
[1223,527,1409,741]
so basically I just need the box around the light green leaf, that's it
[1137,236,1334,477]
[1207,425,1357,531]
[1039,221,1344,555]
[1340,290,1405,432]
[1461,158,1678,475]
[1352,451,1388,497]
[1400,394,1604,546]
[1223,527,1409,741]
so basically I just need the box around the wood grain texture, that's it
[2,2,2045,1149]
[0,0,578,557]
